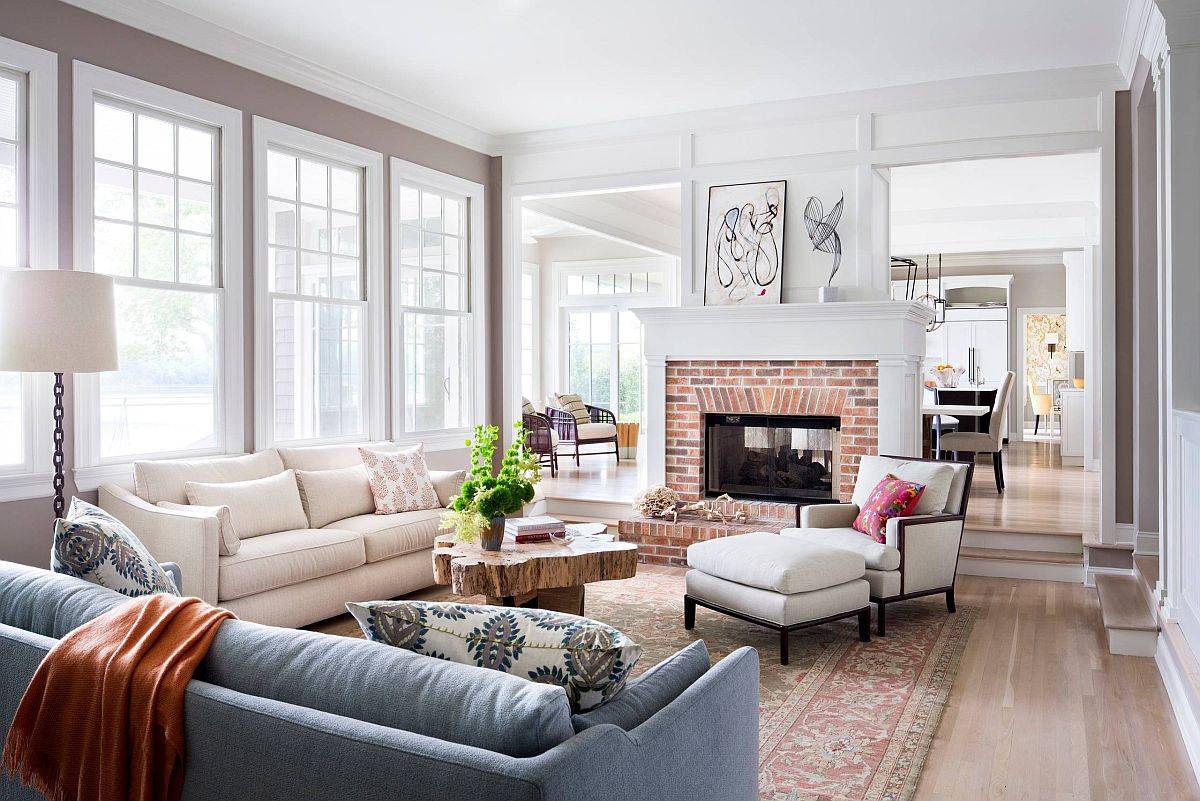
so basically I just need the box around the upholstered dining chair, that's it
[938,370,1015,492]
[521,397,558,476]
[1027,380,1054,436]
[545,392,619,466]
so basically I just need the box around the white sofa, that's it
[98,442,465,628]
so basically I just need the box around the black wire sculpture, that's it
[804,193,844,287]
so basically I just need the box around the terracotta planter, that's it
[481,516,505,552]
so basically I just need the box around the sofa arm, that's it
[98,484,220,603]
[799,502,859,529]
[888,514,965,595]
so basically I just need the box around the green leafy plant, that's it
[440,422,542,542]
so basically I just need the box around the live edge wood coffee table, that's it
[432,532,637,616]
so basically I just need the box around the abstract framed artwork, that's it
[703,180,787,306]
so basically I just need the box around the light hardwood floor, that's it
[314,570,1198,799]
[538,458,642,503]
[916,574,1197,801]
[964,439,1099,537]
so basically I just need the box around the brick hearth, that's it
[620,358,880,566]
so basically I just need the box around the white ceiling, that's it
[120,0,1128,136]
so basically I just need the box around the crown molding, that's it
[496,64,1126,154]
[59,0,499,154]
[1119,0,1158,85]
[889,250,1069,269]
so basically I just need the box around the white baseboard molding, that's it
[1115,522,1137,547]
[962,529,1084,554]
[1084,564,1136,588]
[1136,530,1161,555]
[1157,629,1200,786]
[958,556,1084,583]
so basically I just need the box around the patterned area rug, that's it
[330,571,976,801]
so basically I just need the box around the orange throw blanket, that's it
[2,593,234,801]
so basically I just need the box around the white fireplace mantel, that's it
[633,300,934,486]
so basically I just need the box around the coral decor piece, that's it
[633,485,679,520]
[853,474,926,543]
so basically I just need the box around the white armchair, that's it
[781,454,975,635]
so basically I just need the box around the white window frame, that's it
[550,256,671,401]
[390,157,486,450]
[253,117,385,449]
[72,62,244,490]
[0,36,56,501]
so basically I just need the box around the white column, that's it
[876,355,923,457]
[644,355,667,486]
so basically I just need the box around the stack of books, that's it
[504,516,566,543]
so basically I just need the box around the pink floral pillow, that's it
[359,445,441,514]
[852,474,926,543]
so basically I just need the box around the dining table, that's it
[922,403,990,456]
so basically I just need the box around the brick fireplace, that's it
[665,359,879,503]
[619,301,929,566]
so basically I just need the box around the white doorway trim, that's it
[1016,305,1068,440]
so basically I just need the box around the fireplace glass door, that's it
[705,414,840,502]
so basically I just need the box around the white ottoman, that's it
[684,532,870,664]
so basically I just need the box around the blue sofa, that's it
[0,561,760,801]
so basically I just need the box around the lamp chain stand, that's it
[52,372,65,519]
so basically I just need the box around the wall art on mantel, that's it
[703,180,787,306]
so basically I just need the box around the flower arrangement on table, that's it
[440,422,541,550]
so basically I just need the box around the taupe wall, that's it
[0,0,499,567]
[1115,87,1134,527]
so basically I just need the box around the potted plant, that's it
[440,422,541,551]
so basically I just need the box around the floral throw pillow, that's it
[852,474,926,543]
[51,498,180,597]
[359,444,441,514]
[348,600,642,713]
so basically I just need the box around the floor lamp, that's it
[0,269,118,518]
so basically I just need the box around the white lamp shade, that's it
[0,269,119,373]
[1045,333,1060,345]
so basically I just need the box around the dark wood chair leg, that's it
[1034,414,1040,435]
[876,602,886,637]
[684,595,695,629]
[946,588,956,613]
[575,441,581,467]
[993,450,1005,492]
[858,608,871,642]
[779,627,789,666]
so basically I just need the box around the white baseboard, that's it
[1084,564,1135,588]
[1115,522,1137,547]
[1157,632,1200,786]
[1108,627,1158,657]
[1136,530,1161,555]
[958,556,1083,583]
[962,529,1083,554]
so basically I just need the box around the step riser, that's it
[1107,628,1159,657]
[957,556,1085,583]
[544,497,630,523]
[963,530,1083,554]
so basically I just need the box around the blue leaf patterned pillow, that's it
[347,600,641,712]
[51,498,180,597]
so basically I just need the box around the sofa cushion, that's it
[217,528,365,601]
[554,392,591,425]
[276,441,395,472]
[329,509,445,563]
[686,532,865,593]
[572,640,709,732]
[51,498,179,597]
[186,470,309,539]
[779,527,902,571]
[576,422,617,440]
[134,449,284,504]
[348,600,642,713]
[852,455,955,516]
[0,562,127,639]
[157,501,240,556]
[294,464,375,529]
[359,445,440,514]
[429,469,467,507]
